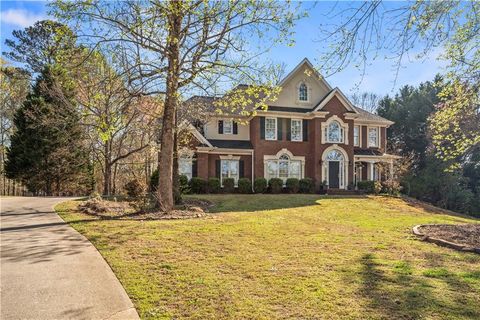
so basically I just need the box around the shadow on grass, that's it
[186,194,368,213]
[358,253,480,319]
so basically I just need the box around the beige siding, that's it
[203,118,250,141]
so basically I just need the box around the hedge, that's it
[299,178,315,193]
[190,177,207,194]
[222,177,235,193]
[254,178,267,193]
[269,178,283,194]
[208,177,221,193]
[286,178,300,193]
[238,178,252,194]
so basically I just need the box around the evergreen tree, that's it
[5,66,88,195]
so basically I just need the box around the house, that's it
[181,58,399,191]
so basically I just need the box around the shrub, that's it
[254,178,267,193]
[286,178,300,193]
[222,177,235,193]
[299,178,315,193]
[150,169,159,192]
[269,178,283,194]
[179,175,190,194]
[189,177,207,194]
[238,178,252,194]
[208,177,221,193]
[382,178,402,195]
[357,180,382,194]
[124,179,145,198]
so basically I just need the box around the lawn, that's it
[55,195,480,320]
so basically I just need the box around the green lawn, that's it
[55,195,480,319]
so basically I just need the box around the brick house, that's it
[180,58,399,191]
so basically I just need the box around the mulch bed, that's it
[413,224,480,253]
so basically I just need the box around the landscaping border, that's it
[412,224,480,254]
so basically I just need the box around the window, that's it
[291,119,302,141]
[265,117,277,140]
[179,158,193,180]
[354,126,360,146]
[368,127,379,147]
[265,154,302,183]
[326,120,344,143]
[299,83,308,101]
[221,160,239,186]
[223,120,233,134]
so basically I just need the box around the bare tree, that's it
[349,92,380,113]
[53,0,300,211]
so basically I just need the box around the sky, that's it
[0,0,447,97]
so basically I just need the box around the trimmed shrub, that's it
[208,177,221,193]
[357,180,382,194]
[179,175,190,194]
[254,177,267,193]
[269,178,283,194]
[286,178,300,193]
[150,169,159,192]
[299,178,315,193]
[238,178,252,194]
[124,179,145,198]
[190,177,207,194]
[222,178,235,193]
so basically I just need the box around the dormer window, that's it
[298,82,308,101]
[223,120,233,134]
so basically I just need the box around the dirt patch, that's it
[414,224,480,252]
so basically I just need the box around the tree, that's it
[3,20,77,75]
[349,92,380,113]
[5,66,89,195]
[53,0,300,211]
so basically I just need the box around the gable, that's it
[269,59,332,109]
[312,88,358,114]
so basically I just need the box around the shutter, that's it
[303,120,308,141]
[239,160,244,178]
[218,120,223,134]
[233,121,238,134]
[215,160,221,178]
[192,159,198,177]
[260,117,265,139]
[277,118,283,140]
[286,118,291,141]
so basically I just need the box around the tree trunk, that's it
[157,4,182,212]
[103,141,111,196]
[172,128,181,204]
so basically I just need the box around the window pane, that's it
[279,160,289,181]
[299,83,308,101]
[179,159,192,180]
[267,160,278,180]
[265,118,276,140]
[221,160,229,179]
[328,121,341,142]
[290,161,301,179]
[291,119,302,141]
[223,120,232,134]
[369,128,378,147]
[354,126,359,146]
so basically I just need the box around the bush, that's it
[179,175,190,194]
[208,177,221,193]
[254,178,267,193]
[382,178,402,195]
[238,178,252,194]
[222,177,235,193]
[124,179,145,198]
[357,180,382,194]
[286,178,299,193]
[189,177,207,194]
[150,169,159,192]
[299,178,315,193]
[269,178,283,194]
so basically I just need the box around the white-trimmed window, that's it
[291,119,302,141]
[221,159,239,186]
[179,158,193,180]
[265,117,277,140]
[223,120,233,134]
[299,83,308,101]
[354,125,360,146]
[326,120,344,143]
[368,127,379,147]
[265,154,302,183]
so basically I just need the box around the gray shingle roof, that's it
[207,139,253,149]
[354,148,383,156]
[352,106,391,123]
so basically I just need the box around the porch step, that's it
[326,189,362,196]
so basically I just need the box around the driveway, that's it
[0,197,139,320]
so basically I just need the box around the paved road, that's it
[0,197,139,320]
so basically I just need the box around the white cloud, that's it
[1,9,46,28]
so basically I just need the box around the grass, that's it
[55,195,480,319]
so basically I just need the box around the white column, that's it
[369,162,374,181]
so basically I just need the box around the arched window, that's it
[266,153,302,183]
[327,121,344,143]
[298,83,308,101]
[326,150,344,161]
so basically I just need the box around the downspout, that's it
[251,149,255,193]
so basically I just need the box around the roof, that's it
[266,106,312,113]
[352,106,391,123]
[207,139,253,149]
[354,148,383,156]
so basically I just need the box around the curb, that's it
[412,224,480,254]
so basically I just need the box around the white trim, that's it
[367,126,380,148]
[196,147,253,155]
[263,148,305,182]
[290,118,303,142]
[321,145,349,189]
[321,115,349,145]
[219,155,240,160]
[181,121,213,147]
[222,119,233,135]
[265,117,277,141]
[296,81,310,103]
[313,88,359,113]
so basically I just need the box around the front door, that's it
[328,161,340,188]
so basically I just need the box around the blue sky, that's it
[1,1,447,97]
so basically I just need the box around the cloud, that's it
[1,9,46,28]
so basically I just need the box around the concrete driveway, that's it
[0,197,139,320]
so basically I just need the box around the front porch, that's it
[353,149,401,187]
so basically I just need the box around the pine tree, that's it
[5,66,88,195]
